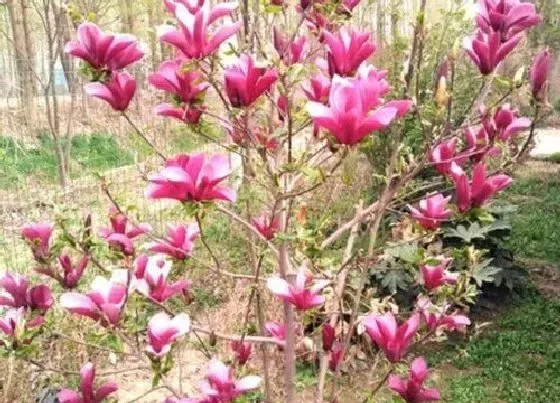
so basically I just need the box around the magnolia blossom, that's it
[363,312,420,362]
[58,362,118,403]
[60,273,127,327]
[145,153,236,203]
[420,258,457,290]
[463,127,501,162]
[408,194,452,230]
[264,321,285,342]
[328,342,344,371]
[155,103,205,124]
[481,103,531,141]
[388,357,441,403]
[230,340,252,365]
[65,22,143,71]
[148,223,200,260]
[224,54,278,107]
[302,73,331,104]
[133,255,189,303]
[146,312,190,357]
[475,0,541,41]
[530,49,550,101]
[22,222,54,262]
[267,266,329,311]
[36,255,88,289]
[273,28,307,65]
[464,31,521,75]
[159,2,240,60]
[306,75,408,145]
[0,272,53,311]
[323,27,375,76]
[199,358,261,402]
[322,323,335,352]
[98,208,152,255]
[430,138,462,176]
[417,296,471,333]
[450,162,512,212]
[149,59,209,123]
[84,72,136,111]
[0,307,44,340]
[342,0,361,12]
[251,213,279,240]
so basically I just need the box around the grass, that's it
[498,162,560,263]
[431,290,560,403]
[0,133,134,189]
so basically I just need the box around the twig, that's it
[195,212,222,272]
[121,112,166,160]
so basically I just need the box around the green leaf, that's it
[380,270,410,295]
[472,265,502,287]
[444,222,487,243]
[385,243,424,264]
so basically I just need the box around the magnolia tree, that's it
[0,0,550,402]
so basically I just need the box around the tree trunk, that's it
[6,0,31,113]
[20,0,36,96]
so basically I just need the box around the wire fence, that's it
[0,59,224,270]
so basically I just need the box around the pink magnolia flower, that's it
[388,357,441,403]
[481,103,531,141]
[420,258,457,290]
[154,103,205,124]
[302,73,331,103]
[0,308,44,340]
[230,340,252,365]
[199,358,261,402]
[84,71,136,111]
[273,28,307,65]
[133,255,188,303]
[530,49,550,101]
[145,153,236,203]
[328,342,344,371]
[98,208,152,256]
[264,321,285,342]
[429,138,462,176]
[408,194,452,231]
[251,213,279,240]
[65,22,143,71]
[363,312,420,362]
[342,0,360,11]
[323,27,375,76]
[464,30,521,75]
[36,255,88,289]
[149,60,209,103]
[146,312,190,357]
[59,255,89,288]
[22,222,54,262]
[417,296,471,333]
[322,323,335,352]
[60,273,127,327]
[148,223,199,260]
[463,127,501,162]
[267,266,329,311]
[475,0,541,41]
[306,76,403,145]
[0,272,53,311]
[58,362,118,403]
[450,162,512,212]
[159,2,240,60]
[224,54,278,107]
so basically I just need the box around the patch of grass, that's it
[431,290,560,402]
[498,163,560,263]
[0,133,134,189]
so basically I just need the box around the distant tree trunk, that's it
[147,0,159,70]
[20,0,36,96]
[6,0,32,113]
[119,0,135,33]
[376,0,385,48]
